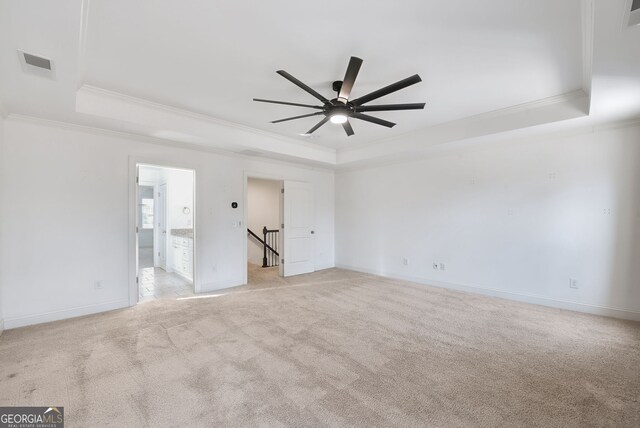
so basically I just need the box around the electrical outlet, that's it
[402,258,410,266]
[440,263,445,271]
[569,278,579,289]
[433,262,438,270]
[95,280,104,290]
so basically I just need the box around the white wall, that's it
[166,168,194,276]
[336,123,640,320]
[0,118,335,328]
[247,178,281,265]
[167,168,194,230]
[0,116,4,334]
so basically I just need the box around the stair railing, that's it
[247,227,279,267]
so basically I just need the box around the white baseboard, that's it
[200,278,244,293]
[4,299,130,330]
[173,270,193,283]
[315,263,336,271]
[0,318,4,336]
[336,264,640,322]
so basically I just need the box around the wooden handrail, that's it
[247,228,279,258]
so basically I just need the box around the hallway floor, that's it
[139,247,154,269]
[138,264,282,305]
[138,263,325,304]
[247,263,280,287]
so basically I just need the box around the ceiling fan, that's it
[254,56,425,137]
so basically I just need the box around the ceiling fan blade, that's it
[351,112,396,128]
[271,112,324,124]
[337,56,363,102]
[351,74,422,106]
[253,98,323,109]
[342,120,355,136]
[305,116,330,134]
[355,102,425,112]
[276,70,329,103]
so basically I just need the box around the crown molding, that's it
[342,90,588,154]
[7,112,200,145]
[336,115,640,173]
[337,90,589,166]
[78,85,335,155]
[5,114,337,172]
[71,86,598,170]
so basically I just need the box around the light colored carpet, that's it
[1,268,639,427]
[247,263,283,288]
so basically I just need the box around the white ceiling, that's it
[0,0,639,167]
[81,0,583,148]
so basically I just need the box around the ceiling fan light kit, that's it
[254,56,426,137]
[330,114,348,124]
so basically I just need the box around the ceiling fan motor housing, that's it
[324,100,352,117]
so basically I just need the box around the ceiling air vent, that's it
[17,50,55,78]
[629,0,640,26]
[23,52,51,70]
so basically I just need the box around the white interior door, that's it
[157,183,167,269]
[282,180,315,277]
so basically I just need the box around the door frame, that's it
[136,182,159,268]
[129,157,200,306]
[155,182,167,269]
[243,171,290,285]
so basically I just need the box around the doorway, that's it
[138,185,155,268]
[136,164,196,303]
[246,177,282,285]
[245,176,316,286]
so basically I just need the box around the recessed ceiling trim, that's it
[338,90,590,166]
[5,113,337,171]
[238,150,264,157]
[581,0,594,101]
[75,85,337,165]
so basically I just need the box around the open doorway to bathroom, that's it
[137,164,195,303]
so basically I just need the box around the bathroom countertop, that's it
[171,228,193,239]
